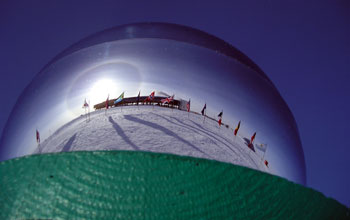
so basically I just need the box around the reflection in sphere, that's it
[0,23,306,185]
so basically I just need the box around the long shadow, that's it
[189,120,241,153]
[108,116,140,150]
[123,115,211,158]
[191,120,225,140]
[150,112,239,157]
[158,114,260,170]
[190,119,260,168]
[61,133,77,152]
[36,145,42,154]
[172,117,235,149]
[151,113,217,144]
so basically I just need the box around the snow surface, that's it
[34,105,268,172]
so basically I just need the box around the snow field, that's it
[35,105,268,172]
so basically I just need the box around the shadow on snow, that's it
[61,133,77,152]
[108,116,140,151]
[123,114,212,158]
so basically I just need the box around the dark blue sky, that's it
[0,1,349,206]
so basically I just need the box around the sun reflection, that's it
[89,78,119,106]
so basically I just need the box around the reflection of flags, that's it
[201,103,206,115]
[250,132,256,145]
[255,143,267,152]
[137,91,140,105]
[161,95,174,104]
[82,99,89,108]
[234,121,241,136]
[36,129,40,144]
[186,99,191,112]
[114,92,125,104]
[144,91,155,102]
[105,94,109,109]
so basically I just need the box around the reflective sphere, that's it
[0,23,306,184]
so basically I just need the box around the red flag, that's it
[218,110,223,126]
[264,160,269,167]
[36,129,40,144]
[82,99,89,108]
[234,121,241,136]
[105,95,109,109]
[186,99,191,112]
[250,132,256,145]
[144,91,155,102]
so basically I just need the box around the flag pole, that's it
[202,103,206,123]
[187,99,190,118]
[261,144,268,163]
[88,100,90,121]
[85,107,87,122]
[105,94,109,116]
[137,91,140,110]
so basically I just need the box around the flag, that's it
[255,143,267,152]
[82,99,89,108]
[186,99,191,112]
[250,132,256,145]
[161,95,174,104]
[264,160,269,167]
[218,111,223,118]
[36,129,40,144]
[105,94,109,109]
[201,103,206,115]
[144,91,155,102]
[234,121,241,136]
[136,91,140,105]
[218,110,223,126]
[114,92,125,104]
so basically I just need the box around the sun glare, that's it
[89,79,119,106]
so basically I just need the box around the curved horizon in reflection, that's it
[0,22,306,185]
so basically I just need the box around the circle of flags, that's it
[36,90,269,168]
